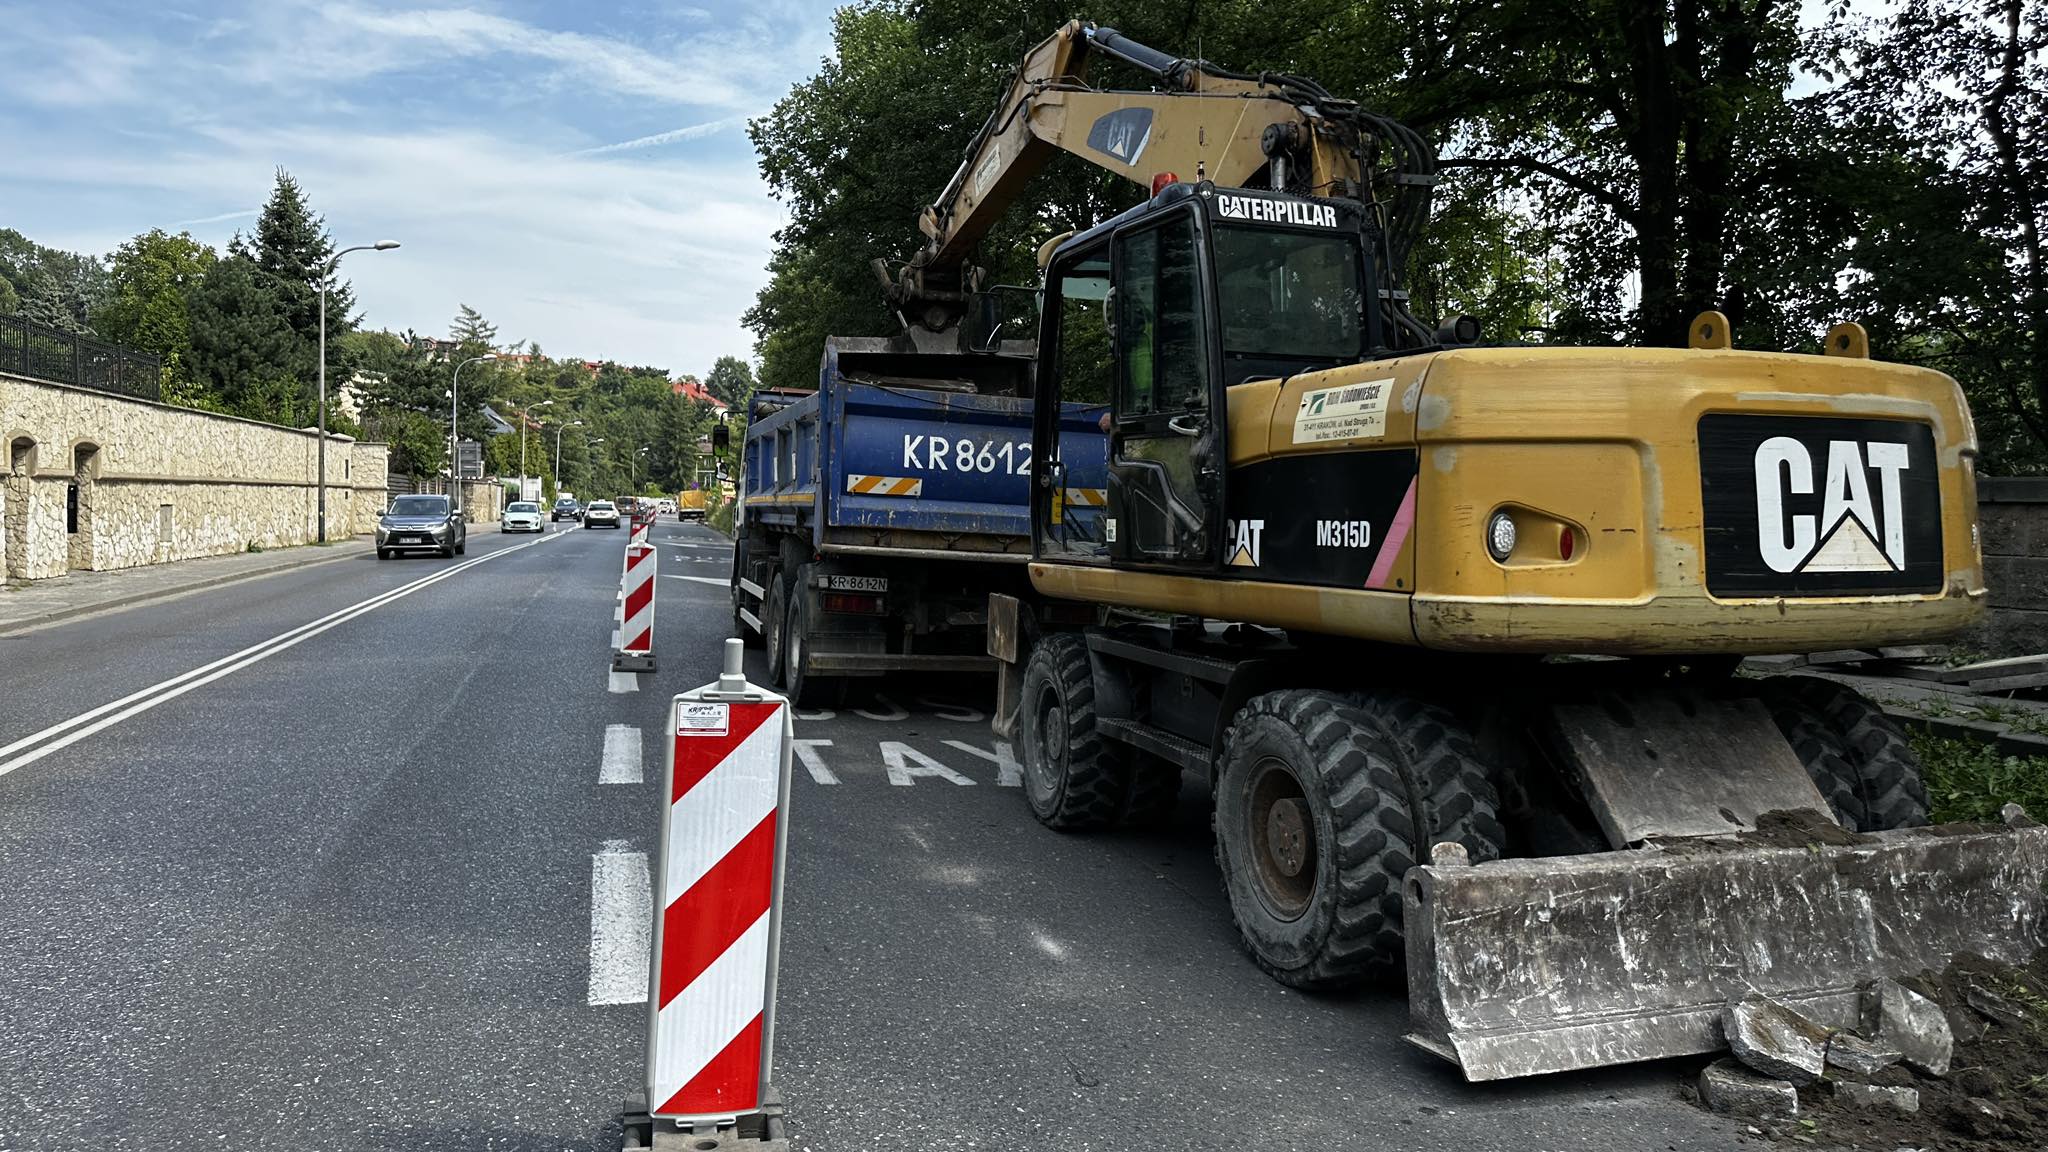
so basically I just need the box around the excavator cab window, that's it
[1033,240,1116,562]
[1105,208,1221,568]
[1212,218,1366,384]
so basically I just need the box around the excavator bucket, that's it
[1404,813,2048,1081]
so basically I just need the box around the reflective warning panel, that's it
[649,695,789,1122]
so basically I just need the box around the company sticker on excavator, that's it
[1293,378,1394,444]
[1214,193,1339,228]
[1699,413,1943,597]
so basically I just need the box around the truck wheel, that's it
[1017,633,1130,830]
[1215,690,1506,990]
[765,576,790,686]
[782,565,843,708]
[1761,677,1930,831]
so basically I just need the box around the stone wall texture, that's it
[1967,477,2048,658]
[3,373,389,581]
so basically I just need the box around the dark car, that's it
[377,494,467,559]
[552,497,580,522]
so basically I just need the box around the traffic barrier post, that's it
[614,540,656,672]
[622,638,793,1151]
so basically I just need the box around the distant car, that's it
[551,497,580,522]
[656,498,678,518]
[502,501,545,533]
[584,500,620,528]
[377,494,467,559]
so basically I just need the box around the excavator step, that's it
[1403,812,2048,1080]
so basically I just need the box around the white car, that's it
[583,500,621,528]
[502,501,545,533]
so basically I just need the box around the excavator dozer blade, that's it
[1403,814,2048,1081]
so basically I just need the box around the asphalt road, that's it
[0,519,1753,1151]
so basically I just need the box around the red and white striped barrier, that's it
[629,514,651,547]
[614,541,656,672]
[647,639,792,1131]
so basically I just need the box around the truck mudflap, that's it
[1403,811,2048,1081]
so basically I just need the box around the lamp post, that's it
[553,420,583,493]
[632,445,648,493]
[586,438,604,493]
[317,239,399,542]
[450,353,495,517]
[513,399,552,501]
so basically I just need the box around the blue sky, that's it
[0,0,846,374]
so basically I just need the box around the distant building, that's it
[672,376,730,417]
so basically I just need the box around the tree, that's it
[94,229,218,405]
[185,254,305,422]
[244,169,353,415]
[0,227,110,333]
[703,355,756,410]
[450,304,498,351]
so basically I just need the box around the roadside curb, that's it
[0,544,365,636]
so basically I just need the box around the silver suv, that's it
[377,494,467,559]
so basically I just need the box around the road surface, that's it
[0,520,1750,1150]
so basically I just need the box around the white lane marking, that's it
[942,740,1022,787]
[852,694,909,722]
[879,741,974,787]
[662,575,727,587]
[0,536,548,779]
[610,628,622,649]
[792,738,838,784]
[588,840,652,1006]
[601,725,644,784]
[919,697,986,723]
[608,670,641,694]
[794,707,835,722]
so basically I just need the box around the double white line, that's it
[0,533,560,779]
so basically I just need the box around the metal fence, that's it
[0,312,162,402]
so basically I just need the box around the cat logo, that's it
[1754,436,1911,574]
[1226,519,1264,567]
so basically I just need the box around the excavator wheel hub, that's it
[1249,759,1316,919]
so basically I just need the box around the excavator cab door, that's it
[1103,206,1225,569]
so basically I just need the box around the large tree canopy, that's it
[746,0,2048,471]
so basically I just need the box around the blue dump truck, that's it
[732,336,1109,705]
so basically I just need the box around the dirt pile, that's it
[1793,951,2048,1150]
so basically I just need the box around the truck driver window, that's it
[1117,218,1208,420]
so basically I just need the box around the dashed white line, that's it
[588,839,652,1006]
[601,725,644,784]
[608,670,641,694]
[663,575,728,587]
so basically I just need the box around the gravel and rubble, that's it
[1689,951,2048,1150]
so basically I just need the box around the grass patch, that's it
[1911,731,2048,823]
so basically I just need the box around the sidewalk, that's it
[0,539,367,634]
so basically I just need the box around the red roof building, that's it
[672,377,730,415]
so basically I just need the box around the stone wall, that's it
[2,372,389,581]
[1969,476,2048,657]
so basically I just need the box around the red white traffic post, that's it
[628,638,793,1149]
[615,539,656,672]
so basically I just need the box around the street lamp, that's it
[632,445,649,492]
[553,420,584,492]
[449,353,495,517]
[316,239,399,542]
[514,399,553,500]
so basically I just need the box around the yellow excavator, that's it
[878,22,2046,1081]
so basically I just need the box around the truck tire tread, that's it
[1766,676,1930,830]
[1017,634,1128,831]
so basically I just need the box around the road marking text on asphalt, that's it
[601,725,643,785]
[0,533,562,779]
[878,741,974,786]
[792,738,838,784]
[587,839,652,1006]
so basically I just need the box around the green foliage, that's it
[1911,732,2048,825]
[450,303,497,352]
[0,227,110,334]
[94,229,217,403]
[184,254,306,423]
[704,355,756,410]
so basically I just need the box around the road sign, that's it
[647,640,793,1126]
[456,440,483,480]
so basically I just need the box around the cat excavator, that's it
[880,21,2048,1080]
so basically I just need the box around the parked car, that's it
[551,496,581,522]
[503,501,545,533]
[583,499,621,528]
[377,494,467,559]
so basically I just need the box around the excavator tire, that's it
[1122,761,1183,828]
[1017,634,1130,831]
[1762,676,1930,831]
[1215,689,1505,990]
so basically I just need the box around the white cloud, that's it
[169,207,262,227]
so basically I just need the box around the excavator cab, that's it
[1029,182,1375,571]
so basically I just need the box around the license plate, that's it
[825,575,888,592]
